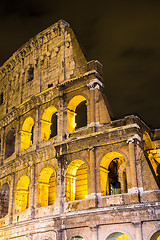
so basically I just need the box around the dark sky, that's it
[1,0,160,129]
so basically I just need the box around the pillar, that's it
[57,94,65,140]
[29,164,35,219]
[89,147,97,197]
[132,221,143,240]
[127,134,141,192]
[0,127,4,165]
[54,156,63,214]
[8,173,15,224]
[89,225,99,240]
[34,105,40,148]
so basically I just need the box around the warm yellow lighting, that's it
[20,117,34,151]
[41,106,57,141]
[100,152,125,196]
[37,167,55,207]
[15,176,30,213]
[65,159,88,201]
[67,95,86,133]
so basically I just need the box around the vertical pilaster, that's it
[127,134,141,192]
[132,221,143,240]
[89,147,97,197]
[0,127,5,165]
[29,164,35,219]
[89,225,99,240]
[34,105,40,148]
[57,94,65,141]
[8,173,15,224]
[54,156,63,214]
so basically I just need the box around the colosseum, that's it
[0,19,160,240]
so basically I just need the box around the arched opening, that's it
[0,183,9,218]
[41,106,57,141]
[67,95,87,133]
[150,230,160,240]
[20,117,34,151]
[5,128,15,159]
[106,232,130,240]
[65,160,88,201]
[71,237,85,240]
[15,176,29,213]
[37,167,55,207]
[100,152,127,196]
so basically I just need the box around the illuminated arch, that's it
[0,183,10,218]
[106,232,130,240]
[143,131,153,151]
[100,152,127,196]
[150,230,160,240]
[20,117,34,151]
[67,95,87,133]
[41,106,57,141]
[65,159,88,201]
[15,176,30,213]
[5,128,15,159]
[37,167,56,207]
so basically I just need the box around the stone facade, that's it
[0,19,160,240]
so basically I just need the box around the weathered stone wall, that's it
[0,20,160,240]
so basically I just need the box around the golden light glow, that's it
[20,117,34,151]
[41,106,57,141]
[67,95,86,133]
[15,176,30,213]
[100,152,125,196]
[37,167,55,207]
[65,160,88,201]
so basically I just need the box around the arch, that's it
[106,232,130,240]
[65,159,88,201]
[150,230,160,240]
[41,106,58,141]
[15,176,30,213]
[100,152,127,196]
[67,95,87,133]
[0,183,10,218]
[5,128,15,159]
[37,167,56,207]
[20,117,34,151]
[143,131,153,151]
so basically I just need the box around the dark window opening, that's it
[108,159,121,195]
[48,83,53,88]
[123,170,127,193]
[5,128,15,159]
[75,100,87,130]
[28,68,34,82]
[50,113,57,138]
[0,93,3,105]
[0,183,9,218]
[31,126,34,144]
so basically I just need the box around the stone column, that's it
[127,134,141,192]
[57,93,66,141]
[89,147,97,197]
[8,173,15,224]
[0,127,5,165]
[54,156,63,214]
[29,164,35,219]
[87,79,103,127]
[132,221,143,240]
[89,225,99,240]
[34,105,40,148]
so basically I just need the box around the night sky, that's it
[1,0,160,129]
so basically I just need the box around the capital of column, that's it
[131,220,142,227]
[127,134,141,144]
[89,224,99,232]
[87,78,103,90]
